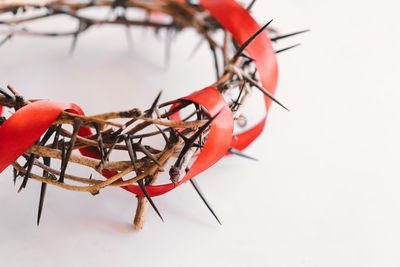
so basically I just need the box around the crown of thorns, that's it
[0,0,306,229]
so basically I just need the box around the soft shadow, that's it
[74,215,139,235]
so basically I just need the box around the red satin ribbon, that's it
[0,101,88,172]
[200,0,279,151]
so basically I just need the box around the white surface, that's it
[1,1,400,266]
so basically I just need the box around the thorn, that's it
[103,135,120,163]
[39,128,55,146]
[239,53,255,62]
[210,45,220,79]
[60,138,66,174]
[69,33,79,55]
[124,135,138,174]
[276,43,301,54]
[138,179,164,222]
[37,182,47,226]
[37,156,51,226]
[187,37,204,60]
[189,177,222,225]
[69,21,89,56]
[176,130,189,143]
[154,124,171,149]
[18,153,35,192]
[145,90,162,117]
[94,124,105,165]
[232,19,273,62]
[271,29,309,42]
[52,125,62,148]
[13,167,18,185]
[231,83,245,111]
[167,127,179,143]
[228,148,258,161]
[192,143,204,148]
[246,0,257,11]
[175,113,219,167]
[59,118,81,183]
[0,34,12,47]
[134,142,162,167]
[244,74,290,111]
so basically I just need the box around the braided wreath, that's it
[0,0,304,229]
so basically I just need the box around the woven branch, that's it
[0,0,287,229]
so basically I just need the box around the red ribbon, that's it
[200,0,279,151]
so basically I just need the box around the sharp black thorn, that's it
[246,0,257,11]
[232,83,245,110]
[69,33,79,55]
[155,124,171,148]
[39,128,55,146]
[0,34,12,47]
[176,130,189,143]
[94,124,105,164]
[37,157,50,226]
[37,182,47,226]
[18,153,34,192]
[194,103,202,120]
[271,29,309,42]
[245,75,290,111]
[276,43,301,54]
[69,21,88,55]
[103,135,120,163]
[239,53,255,62]
[167,127,179,143]
[187,37,204,60]
[232,19,273,62]
[124,135,138,174]
[210,45,220,80]
[138,179,164,222]
[60,138,66,177]
[145,90,162,117]
[189,177,222,225]
[192,143,204,148]
[134,143,162,167]
[175,113,219,167]
[52,124,62,148]
[228,147,258,161]
[59,118,81,183]
[13,167,18,185]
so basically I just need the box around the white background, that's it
[0,0,399,266]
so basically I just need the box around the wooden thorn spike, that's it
[190,177,222,225]
[18,153,34,192]
[228,147,258,161]
[59,118,81,183]
[276,43,301,54]
[271,30,309,42]
[138,179,164,222]
[232,19,273,62]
